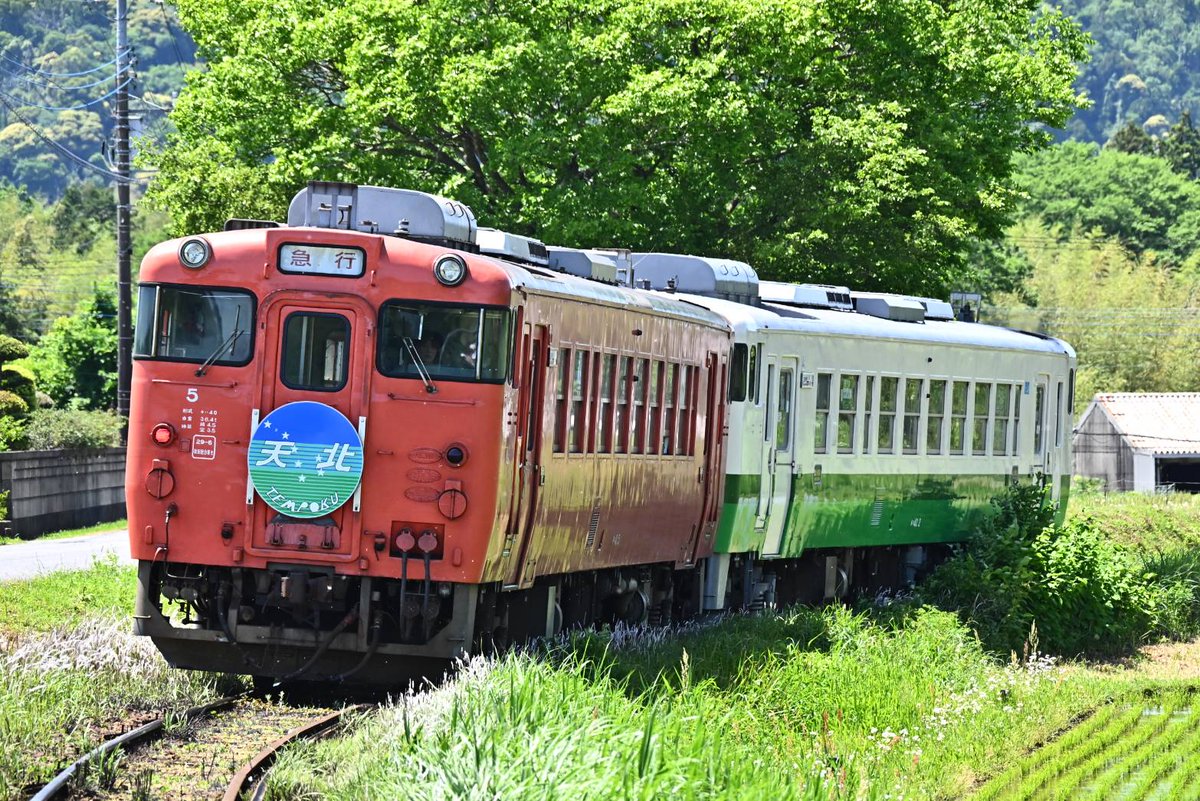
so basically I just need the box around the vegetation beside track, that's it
[0,518,128,548]
[0,560,234,800]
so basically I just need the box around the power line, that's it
[0,52,122,78]
[0,91,133,184]
[5,76,134,112]
[155,0,189,71]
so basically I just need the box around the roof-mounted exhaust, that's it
[630,253,759,304]
[476,228,550,267]
[759,281,853,311]
[547,247,632,285]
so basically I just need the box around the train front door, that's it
[761,356,797,556]
[246,294,374,557]
[504,323,549,588]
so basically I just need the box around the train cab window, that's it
[993,384,1012,456]
[902,378,922,455]
[378,301,511,383]
[554,348,570,453]
[569,351,589,453]
[861,375,875,454]
[950,382,968,455]
[814,373,831,454]
[133,284,254,365]
[837,374,858,454]
[927,380,946,455]
[730,344,748,402]
[878,377,898,454]
[281,312,349,391]
[972,383,992,456]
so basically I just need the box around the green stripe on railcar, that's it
[715,472,1054,557]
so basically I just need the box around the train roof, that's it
[672,292,1075,358]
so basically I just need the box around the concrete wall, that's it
[1073,408,1135,491]
[0,448,126,539]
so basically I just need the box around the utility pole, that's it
[115,0,132,437]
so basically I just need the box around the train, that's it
[127,181,1074,684]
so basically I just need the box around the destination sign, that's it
[278,244,365,277]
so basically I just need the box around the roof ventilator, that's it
[476,228,550,267]
[546,247,632,285]
[629,253,760,304]
[910,297,955,321]
[759,281,853,311]
[851,292,926,323]
[287,181,479,252]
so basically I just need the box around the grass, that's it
[266,606,1124,801]
[1068,488,1200,552]
[0,557,236,800]
[0,554,134,635]
[0,518,127,546]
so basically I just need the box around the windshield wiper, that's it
[195,307,243,377]
[403,337,438,394]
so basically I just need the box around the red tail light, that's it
[151,423,176,446]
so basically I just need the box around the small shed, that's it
[1073,393,1200,492]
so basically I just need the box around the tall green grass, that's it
[0,554,134,635]
[267,607,1115,800]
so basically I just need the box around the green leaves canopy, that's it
[149,0,1087,295]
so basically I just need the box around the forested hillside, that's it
[0,0,195,199]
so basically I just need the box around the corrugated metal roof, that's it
[1091,393,1200,454]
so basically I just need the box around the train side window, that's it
[814,373,831,454]
[588,353,602,453]
[688,364,700,455]
[649,361,663,455]
[664,362,679,455]
[1013,383,1023,455]
[972,382,992,456]
[632,358,648,454]
[553,348,570,453]
[878,376,898,454]
[776,368,794,451]
[1034,384,1046,456]
[569,350,588,453]
[729,344,748,402]
[861,375,875,454]
[902,378,922,455]
[993,384,1012,456]
[837,374,858,454]
[950,381,968,455]
[749,344,760,404]
[676,364,692,456]
[134,284,255,366]
[927,380,946,455]
[1068,369,1076,416]
[616,356,632,454]
[599,354,616,453]
[280,312,349,392]
[1055,380,1065,448]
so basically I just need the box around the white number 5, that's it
[186,387,199,403]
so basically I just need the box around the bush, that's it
[0,367,36,413]
[0,334,29,364]
[0,390,27,418]
[23,409,123,450]
[920,483,1155,657]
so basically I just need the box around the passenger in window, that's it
[416,333,442,365]
[173,299,219,357]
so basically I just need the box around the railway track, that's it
[29,693,370,801]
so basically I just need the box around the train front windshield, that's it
[133,285,255,365]
[378,301,511,383]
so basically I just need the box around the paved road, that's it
[0,529,132,581]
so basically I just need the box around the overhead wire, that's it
[4,76,134,112]
[0,92,133,184]
[0,52,122,78]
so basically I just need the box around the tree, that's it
[1160,111,1200,181]
[24,288,117,410]
[1105,120,1157,156]
[146,0,1088,296]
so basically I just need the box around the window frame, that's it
[279,310,352,393]
[133,282,258,368]
[376,299,513,385]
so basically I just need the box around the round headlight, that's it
[179,238,212,269]
[433,254,468,287]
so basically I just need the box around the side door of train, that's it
[245,292,375,559]
[758,352,798,556]
[1034,371,1064,504]
[504,320,550,588]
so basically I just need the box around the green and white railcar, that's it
[632,255,1074,607]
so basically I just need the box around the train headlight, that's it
[433,254,468,287]
[178,238,212,269]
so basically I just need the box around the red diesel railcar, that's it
[128,182,729,683]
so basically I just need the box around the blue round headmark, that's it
[247,401,364,519]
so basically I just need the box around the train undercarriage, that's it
[135,544,951,687]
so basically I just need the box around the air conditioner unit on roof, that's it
[759,281,853,311]
[287,181,477,249]
[631,252,759,304]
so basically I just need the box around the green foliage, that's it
[24,289,117,410]
[147,0,1088,295]
[0,390,27,418]
[22,408,122,450]
[921,484,1155,657]
[0,335,27,364]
